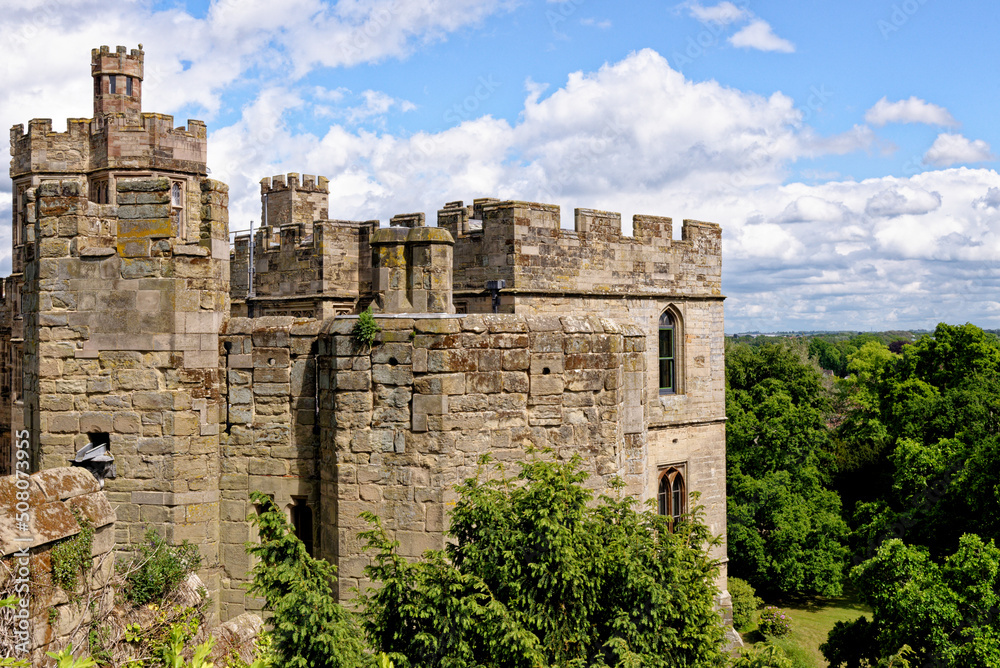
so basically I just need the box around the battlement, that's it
[91,44,144,120]
[437,198,720,249]
[10,112,207,178]
[260,173,330,195]
[437,198,722,302]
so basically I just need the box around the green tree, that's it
[726,342,848,597]
[360,454,727,668]
[822,534,1000,667]
[247,491,368,668]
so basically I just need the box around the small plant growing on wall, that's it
[50,509,94,598]
[353,306,381,350]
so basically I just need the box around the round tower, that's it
[91,44,144,121]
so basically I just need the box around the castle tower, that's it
[7,47,228,616]
[92,44,143,122]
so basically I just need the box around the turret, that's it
[91,44,144,122]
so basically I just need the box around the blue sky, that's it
[3,0,1000,332]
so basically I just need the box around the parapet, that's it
[260,173,330,195]
[439,197,722,298]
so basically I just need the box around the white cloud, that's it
[728,19,795,53]
[865,185,942,217]
[778,196,848,224]
[864,96,958,127]
[685,1,751,25]
[580,18,612,29]
[923,133,994,167]
[974,187,1000,209]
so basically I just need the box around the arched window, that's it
[659,310,677,393]
[171,182,183,207]
[658,466,686,529]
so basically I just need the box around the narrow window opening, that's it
[291,498,314,556]
[108,75,116,95]
[126,76,133,96]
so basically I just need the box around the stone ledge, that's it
[131,489,221,506]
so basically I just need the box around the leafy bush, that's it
[352,306,381,350]
[732,643,793,668]
[121,529,202,605]
[728,577,761,631]
[757,606,792,638]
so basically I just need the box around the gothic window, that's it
[659,310,678,393]
[658,466,686,529]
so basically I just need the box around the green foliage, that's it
[757,606,792,638]
[732,643,794,668]
[353,306,381,349]
[160,625,217,668]
[824,534,1000,667]
[728,577,761,631]
[45,644,98,668]
[51,511,94,594]
[726,341,848,597]
[246,491,368,668]
[360,453,726,668]
[0,597,29,667]
[820,616,879,668]
[121,529,202,605]
[836,323,1000,559]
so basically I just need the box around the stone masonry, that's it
[3,45,730,628]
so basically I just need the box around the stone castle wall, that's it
[21,177,230,616]
[216,316,322,618]
[320,313,648,595]
[0,468,116,664]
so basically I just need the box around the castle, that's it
[1,46,729,622]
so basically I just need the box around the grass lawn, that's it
[743,592,871,667]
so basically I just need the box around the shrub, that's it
[728,577,761,631]
[757,606,792,638]
[121,529,202,605]
[360,453,727,667]
[352,306,381,350]
[732,643,793,668]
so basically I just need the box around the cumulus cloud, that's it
[865,96,958,127]
[974,187,1000,209]
[923,133,994,167]
[685,1,751,25]
[728,19,795,53]
[865,186,942,217]
[778,196,848,224]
